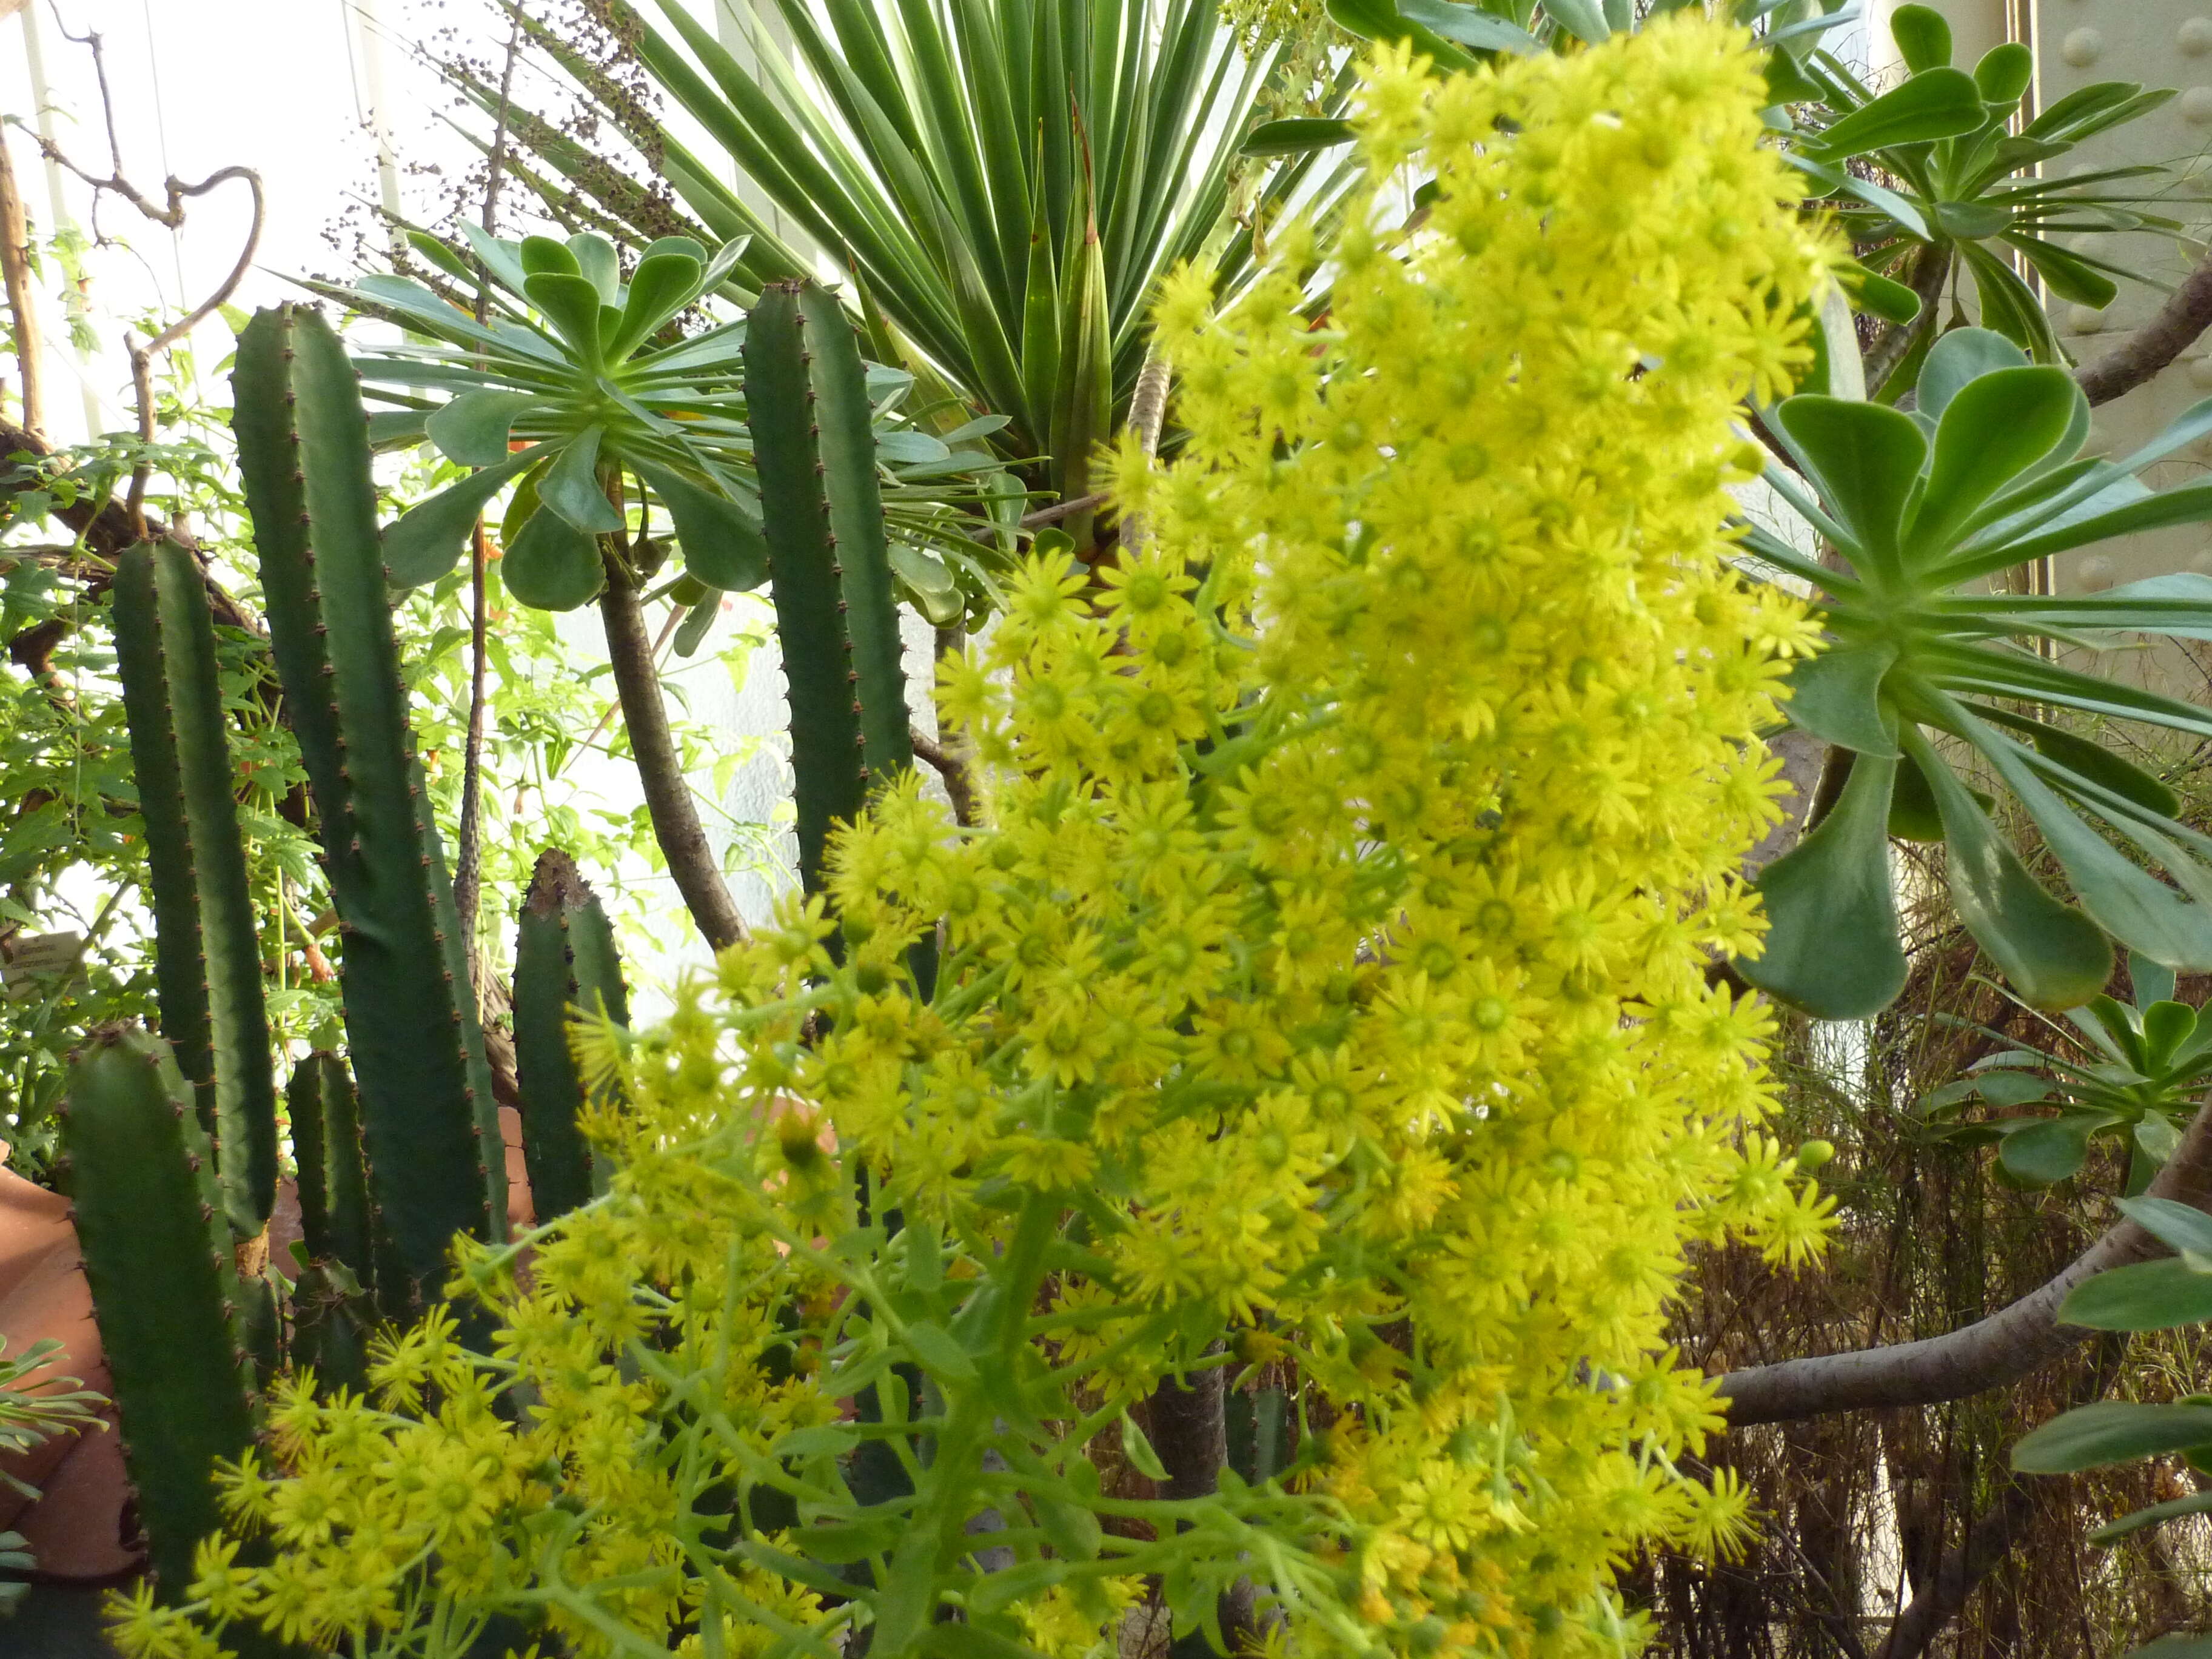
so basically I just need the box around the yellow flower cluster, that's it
[112,19,1834,1659]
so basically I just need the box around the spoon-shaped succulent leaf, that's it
[1784,640,1899,756]
[382,446,545,586]
[538,426,625,534]
[1740,749,1909,1018]
[605,252,705,363]
[635,459,768,591]
[1773,397,1925,579]
[1906,366,2079,555]
[503,508,606,612]
[1901,725,2110,1008]
[525,271,606,368]
[426,389,536,467]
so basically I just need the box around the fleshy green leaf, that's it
[382,446,545,588]
[1909,366,2079,556]
[1917,329,2030,421]
[635,459,769,592]
[1904,726,2111,1009]
[2133,952,2180,1011]
[1774,398,1927,581]
[2117,1196,2212,1256]
[518,235,580,277]
[425,389,537,467]
[1784,643,1899,756]
[523,272,606,368]
[1738,751,1908,1019]
[1810,66,1985,159]
[605,252,705,364]
[1997,1115,2097,1184]
[501,508,606,612]
[538,426,624,534]
[2059,1258,2212,1330]
[2013,1399,2212,1472]
[568,233,622,304]
[1889,4,1950,70]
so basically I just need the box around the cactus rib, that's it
[111,544,278,1239]
[743,280,914,899]
[60,1028,255,1604]
[233,303,506,1306]
[513,850,630,1222]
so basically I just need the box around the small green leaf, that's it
[2143,1001,2199,1070]
[1120,1412,1170,1483]
[1909,366,2079,556]
[1739,750,1908,1018]
[604,251,705,364]
[425,389,536,467]
[635,460,768,592]
[568,233,622,304]
[518,234,580,278]
[1888,4,1950,70]
[2116,1196,2212,1257]
[1398,0,1542,52]
[2090,1488,2212,1544]
[793,1516,902,1564]
[523,271,606,367]
[1915,327,2029,419]
[1998,1116,2096,1184]
[1845,267,1923,327]
[1975,42,2033,107]
[2133,952,2180,1011]
[1774,397,1926,577]
[1810,67,1985,161]
[1904,727,2111,1010]
[538,426,623,534]
[2013,1399,2212,1472]
[2059,1258,2212,1331]
[382,446,544,588]
[1932,199,2011,242]
[2136,1113,2184,1165]
[501,508,605,612]
[1784,643,1899,756]
[903,1321,977,1382]
[1241,117,1356,157]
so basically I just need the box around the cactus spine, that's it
[743,280,915,899]
[59,1029,255,1606]
[110,544,278,1242]
[233,303,508,1304]
[513,850,629,1222]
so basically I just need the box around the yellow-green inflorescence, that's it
[113,19,1837,1659]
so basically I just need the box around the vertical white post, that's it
[351,0,407,257]
[19,2,104,440]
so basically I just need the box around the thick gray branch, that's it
[2075,252,2212,407]
[1718,1098,2212,1426]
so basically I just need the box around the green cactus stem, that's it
[110,543,278,1242]
[743,280,914,900]
[233,304,508,1307]
[59,1028,255,1606]
[286,1051,375,1295]
[513,850,629,1223]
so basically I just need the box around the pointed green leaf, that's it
[1785,642,1900,756]
[502,506,606,612]
[2013,1399,2212,1472]
[2090,1488,2212,1544]
[538,425,623,534]
[1970,706,2179,819]
[635,459,769,592]
[383,445,546,588]
[1241,117,1356,158]
[2058,1258,2212,1331]
[426,389,537,467]
[1904,726,2111,1009]
[1739,750,1908,1018]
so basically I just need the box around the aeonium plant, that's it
[1920,956,2212,1192]
[1737,327,2212,1020]
[321,226,999,626]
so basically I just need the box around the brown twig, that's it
[1018,492,1102,530]
[910,725,979,829]
[30,28,264,534]
[2076,251,2212,407]
[0,122,45,441]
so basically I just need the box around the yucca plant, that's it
[474,0,1355,544]
[1739,328,2212,1019]
[1920,957,2212,1192]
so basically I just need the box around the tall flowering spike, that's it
[119,22,1838,1659]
